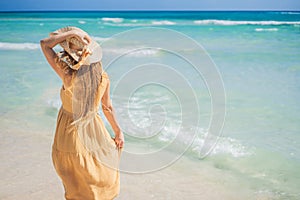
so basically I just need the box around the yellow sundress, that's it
[52,72,121,200]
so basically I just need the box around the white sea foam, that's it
[127,49,160,57]
[78,20,86,24]
[211,137,253,157]
[92,36,110,42]
[101,17,124,23]
[104,23,146,27]
[193,19,300,26]
[104,47,160,57]
[151,20,176,25]
[280,12,300,15]
[106,20,177,27]
[255,28,279,32]
[0,42,39,50]
[192,133,253,158]
[155,123,252,158]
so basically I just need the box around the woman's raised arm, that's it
[40,30,91,79]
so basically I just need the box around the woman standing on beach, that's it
[40,26,124,200]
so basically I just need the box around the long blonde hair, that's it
[72,61,103,121]
[56,51,103,121]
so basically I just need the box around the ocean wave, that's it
[151,20,176,25]
[103,23,147,27]
[193,19,300,26]
[127,49,160,57]
[211,137,253,157]
[104,21,176,27]
[157,123,252,158]
[280,11,300,15]
[92,36,110,42]
[104,47,161,57]
[255,28,278,32]
[191,133,253,158]
[78,20,86,24]
[101,17,124,23]
[0,42,39,50]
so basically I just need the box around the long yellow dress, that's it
[52,71,121,200]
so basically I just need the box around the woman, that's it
[40,26,124,200]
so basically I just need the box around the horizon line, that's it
[1,9,300,12]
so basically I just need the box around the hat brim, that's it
[50,26,102,63]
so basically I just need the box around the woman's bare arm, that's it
[102,79,124,148]
[40,30,76,79]
[40,30,91,79]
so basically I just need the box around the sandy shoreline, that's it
[0,107,273,200]
[0,130,251,200]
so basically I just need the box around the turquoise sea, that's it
[1,11,300,199]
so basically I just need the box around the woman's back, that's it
[59,62,107,115]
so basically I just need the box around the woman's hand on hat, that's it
[73,30,92,45]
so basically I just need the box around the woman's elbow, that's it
[40,38,51,49]
[40,39,46,49]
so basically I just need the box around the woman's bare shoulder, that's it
[101,71,109,80]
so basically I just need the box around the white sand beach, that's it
[0,106,273,200]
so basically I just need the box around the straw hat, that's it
[51,26,102,70]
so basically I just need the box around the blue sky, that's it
[0,0,299,11]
